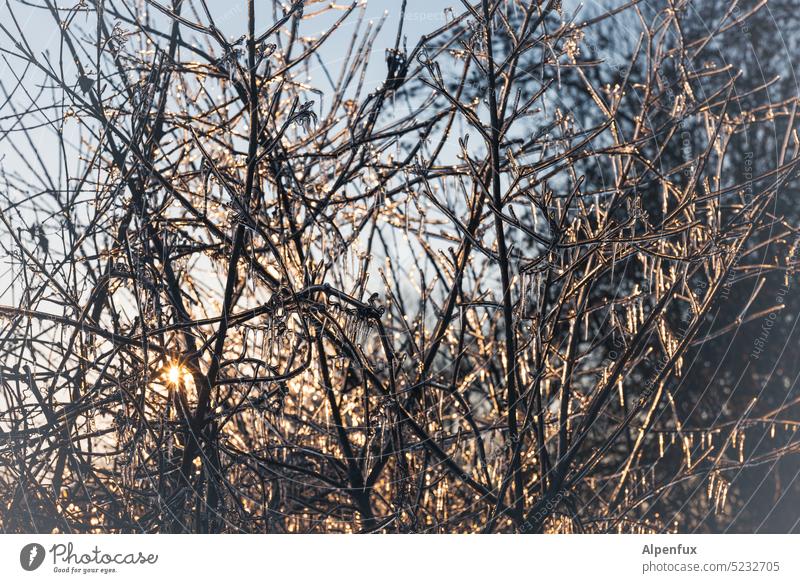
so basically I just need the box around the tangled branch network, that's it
[1,0,800,533]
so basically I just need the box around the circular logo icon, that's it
[20,543,46,571]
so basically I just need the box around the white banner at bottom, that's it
[0,534,797,582]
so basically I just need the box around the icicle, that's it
[738,433,745,464]
[567,396,573,433]
[241,326,250,355]
[583,309,589,342]
[628,304,635,334]
[617,378,625,407]
[659,433,665,458]
[717,481,729,514]
[684,436,692,467]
